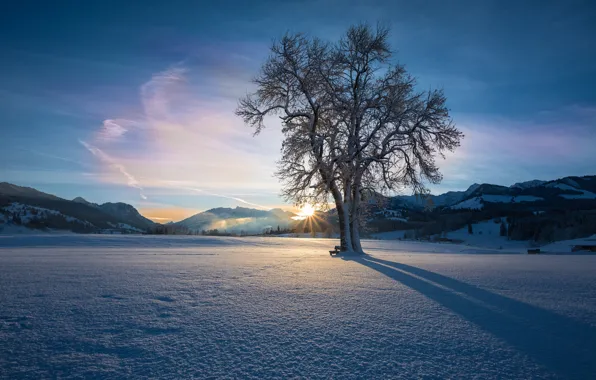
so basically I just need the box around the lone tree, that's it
[237,24,463,252]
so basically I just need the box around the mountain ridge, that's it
[0,183,154,233]
[393,175,596,210]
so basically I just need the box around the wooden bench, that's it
[527,248,540,254]
[329,245,342,256]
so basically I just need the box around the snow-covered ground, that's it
[1,235,596,379]
[373,220,596,254]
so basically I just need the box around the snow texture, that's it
[2,202,93,226]
[450,196,484,210]
[510,180,547,189]
[1,235,596,379]
[546,183,596,199]
[450,195,544,210]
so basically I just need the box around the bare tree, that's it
[237,24,463,252]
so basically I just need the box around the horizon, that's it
[4,172,594,223]
[2,1,596,222]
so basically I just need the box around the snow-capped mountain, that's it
[0,183,154,233]
[176,206,296,233]
[393,175,596,211]
[510,180,547,190]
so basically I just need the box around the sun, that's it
[300,204,316,217]
[293,204,316,220]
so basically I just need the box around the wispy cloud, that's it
[187,187,270,210]
[77,61,283,209]
[97,119,136,141]
[79,140,147,200]
[428,109,596,192]
[18,147,86,167]
[140,65,188,120]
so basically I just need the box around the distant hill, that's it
[391,175,596,211]
[0,183,154,233]
[366,175,596,245]
[176,206,297,234]
[98,202,155,229]
[72,196,98,208]
[0,182,62,201]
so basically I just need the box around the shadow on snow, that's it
[341,254,596,379]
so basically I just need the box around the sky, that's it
[1,0,595,222]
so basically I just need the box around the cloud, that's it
[428,109,596,192]
[187,187,271,210]
[79,140,147,200]
[97,119,137,141]
[18,147,86,167]
[140,65,188,120]
[78,61,284,210]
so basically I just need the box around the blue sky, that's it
[1,0,595,221]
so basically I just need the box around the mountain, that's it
[0,183,154,233]
[0,182,62,201]
[176,206,297,233]
[366,175,596,244]
[98,202,155,229]
[391,175,596,211]
[72,196,98,208]
[392,183,482,209]
[510,180,547,190]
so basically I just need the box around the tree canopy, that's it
[237,24,463,252]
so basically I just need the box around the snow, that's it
[562,178,582,188]
[510,180,546,189]
[107,222,144,232]
[1,202,93,227]
[450,196,483,210]
[560,192,596,199]
[450,195,544,210]
[375,208,405,218]
[373,220,526,253]
[547,183,596,199]
[463,183,481,196]
[1,235,596,379]
[541,234,596,253]
[484,195,544,203]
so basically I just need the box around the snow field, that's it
[1,235,596,379]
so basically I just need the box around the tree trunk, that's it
[350,182,363,253]
[350,220,362,252]
[328,180,353,252]
[334,200,351,251]
[341,183,354,252]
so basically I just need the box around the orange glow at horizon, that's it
[139,207,202,223]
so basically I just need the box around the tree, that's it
[237,24,462,252]
[500,221,507,237]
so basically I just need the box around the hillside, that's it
[392,175,596,211]
[367,175,596,245]
[0,183,154,234]
[175,206,297,234]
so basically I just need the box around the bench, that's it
[527,248,540,254]
[329,245,342,256]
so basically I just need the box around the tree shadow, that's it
[343,254,596,379]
